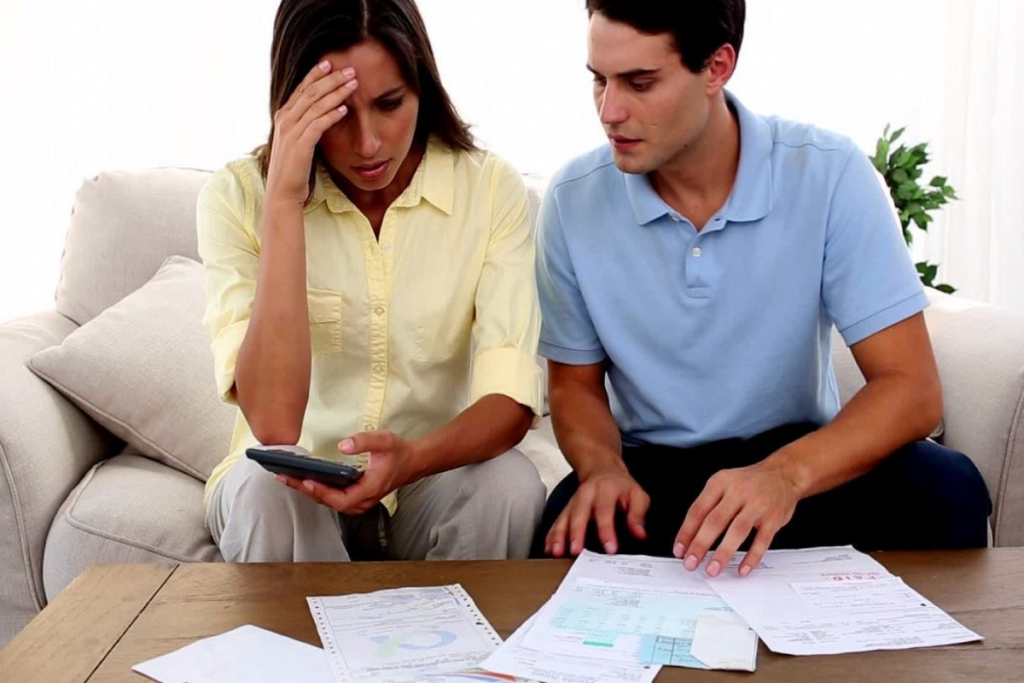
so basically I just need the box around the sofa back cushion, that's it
[56,168,212,326]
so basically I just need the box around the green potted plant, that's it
[870,125,958,294]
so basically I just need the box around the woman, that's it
[198,0,545,563]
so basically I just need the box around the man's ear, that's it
[704,44,737,95]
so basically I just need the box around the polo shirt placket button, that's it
[692,247,702,258]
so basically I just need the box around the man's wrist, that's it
[576,452,629,483]
[765,444,815,499]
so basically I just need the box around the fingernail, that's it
[552,543,562,556]
[337,105,348,115]
[340,439,354,452]
[342,67,355,77]
[570,541,581,555]
[346,78,359,89]
[319,60,331,72]
[684,555,699,571]
[603,542,616,555]
[303,480,314,491]
[274,475,286,484]
[740,565,752,577]
[707,561,721,577]
[673,543,685,558]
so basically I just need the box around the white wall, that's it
[0,0,1013,322]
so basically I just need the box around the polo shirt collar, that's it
[622,91,773,227]
[720,91,773,224]
[306,135,455,216]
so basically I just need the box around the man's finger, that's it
[546,508,572,557]
[738,526,777,577]
[593,491,619,554]
[566,486,597,556]
[625,487,650,540]
[674,485,723,560]
[706,515,754,578]
[680,497,741,571]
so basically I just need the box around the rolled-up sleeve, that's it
[195,166,259,404]
[469,159,544,422]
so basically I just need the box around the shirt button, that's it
[692,247,702,258]
[670,214,682,222]
[363,422,375,431]
[373,363,386,376]
[374,306,385,316]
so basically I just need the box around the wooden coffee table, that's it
[2,550,1022,682]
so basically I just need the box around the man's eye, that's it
[379,98,403,112]
[592,76,607,87]
[630,81,652,92]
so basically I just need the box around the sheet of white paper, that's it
[480,612,660,683]
[308,584,502,683]
[690,615,758,671]
[710,545,893,624]
[132,625,332,683]
[709,547,982,655]
[518,551,754,671]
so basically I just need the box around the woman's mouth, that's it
[353,161,390,180]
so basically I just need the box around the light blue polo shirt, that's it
[536,93,928,448]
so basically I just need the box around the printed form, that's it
[709,546,983,655]
[308,584,506,683]
[482,551,756,678]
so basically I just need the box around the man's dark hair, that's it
[586,0,745,73]
[256,0,475,183]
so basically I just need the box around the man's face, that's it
[588,12,712,175]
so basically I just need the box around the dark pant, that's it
[530,423,992,558]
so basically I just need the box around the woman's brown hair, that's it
[255,0,476,188]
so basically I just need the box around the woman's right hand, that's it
[265,59,359,206]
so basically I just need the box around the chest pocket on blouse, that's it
[307,289,343,357]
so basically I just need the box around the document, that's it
[709,546,983,655]
[480,613,661,683]
[491,551,756,673]
[308,585,503,683]
[132,625,333,683]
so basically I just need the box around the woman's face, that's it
[317,40,421,196]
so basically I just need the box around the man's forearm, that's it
[766,370,942,499]
[407,394,533,481]
[550,380,626,481]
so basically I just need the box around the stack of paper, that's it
[480,551,758,683]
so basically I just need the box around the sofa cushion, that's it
[56,167,211,326]
[29,256,235,481]
[42,454,222,601]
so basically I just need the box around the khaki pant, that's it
[206,449,545,562]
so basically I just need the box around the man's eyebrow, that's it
[586,64,661,79]
[373,86,407,101]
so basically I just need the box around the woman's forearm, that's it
[407,394,533,480]
[235,198,312,444]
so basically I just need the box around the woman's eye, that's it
[379,98,403,112]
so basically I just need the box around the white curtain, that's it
[930,0,1024,309]
[0,0,1021,322]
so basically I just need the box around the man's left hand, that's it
[278,431,419,515]
[673,461,802,578]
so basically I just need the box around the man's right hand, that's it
[545,466,650,557]
[265,58,359,206]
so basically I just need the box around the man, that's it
[533,0,991,577]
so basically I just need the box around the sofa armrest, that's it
[923,295,1024,547]
[0,311,118,645]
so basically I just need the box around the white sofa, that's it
[1,167,1023,648]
